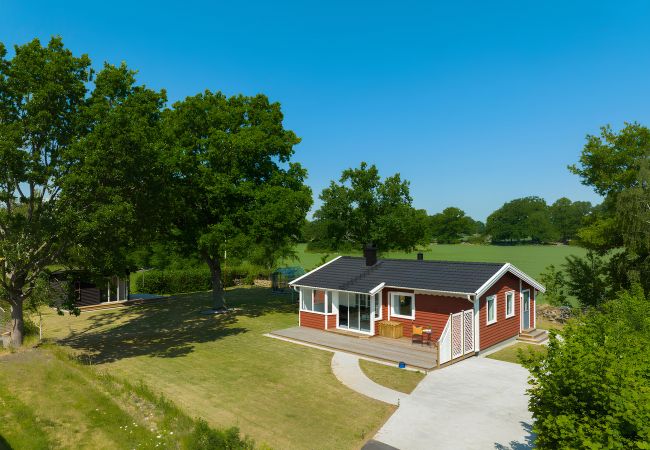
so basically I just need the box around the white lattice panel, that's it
[451,312,463,359]
[463,309,474,354]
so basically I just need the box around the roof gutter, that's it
[290,284,373,296]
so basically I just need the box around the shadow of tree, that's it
[0,434,12,450]
[494,422,536,450]
[58,287,295,364]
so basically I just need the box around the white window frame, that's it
[505,290,515,318]
[486,294,497,325]
[300,288,329,315]
[373,292,382,320]
[389,292,415,320]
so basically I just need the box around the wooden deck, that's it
[269,326,438,370]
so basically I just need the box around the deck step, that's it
[517,328,549,344]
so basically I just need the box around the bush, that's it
[521,288,650,449]
[185,420,254,450]
[134,265,273,295]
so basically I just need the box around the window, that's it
[505,291,515,318]
[486,295,497,324]
[390,292,415,319]
[301,288,313,311]
[300,288,328,313]
[373,293,382,319]
[313,289,326,313]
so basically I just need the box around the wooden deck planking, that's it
[270,327,438,370]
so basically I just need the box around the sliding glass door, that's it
[338,292,371,333]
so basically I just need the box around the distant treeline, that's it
[301,162,594,251]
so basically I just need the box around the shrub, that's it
[521,288,650,449]
[185,420,254,450]
[134,265,273,295]
[539,264,569,306]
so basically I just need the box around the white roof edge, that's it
[288,255,343,285]
[290,284,371,296]
[474,263,546,297]
[369,282,385,295]
[384,285,473,298]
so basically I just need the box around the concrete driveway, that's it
[369,357,534,450]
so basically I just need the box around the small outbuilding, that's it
[272,267,305,294]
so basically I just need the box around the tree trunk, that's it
[206,257,226,311]
[10,297,24,347]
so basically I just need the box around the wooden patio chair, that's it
[412,325,424,345]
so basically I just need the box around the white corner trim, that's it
[475,263,545,297]
[289,255,343,285]
[369,282,385,295]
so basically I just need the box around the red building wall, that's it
[380,289,473,339]
[299,311,325,329]
[478,272,526,350]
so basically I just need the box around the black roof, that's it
[292,256,506,294]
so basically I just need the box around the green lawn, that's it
[359,360,425,394]
[486,342,548,365]
[42,287,394,450]
[285,243,587,304]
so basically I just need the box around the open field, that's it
[42,288,394,450]
[290,243,587,280]
[486,342,548,365]
[287,243,588,304]
[359,360,425,394]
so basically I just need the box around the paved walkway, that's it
[371,357,534,450]
[331,352,407,406]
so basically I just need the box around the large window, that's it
[301,288,328,313]
[486,295,497,325]
[505,291,515,318]
[390,292,415,319]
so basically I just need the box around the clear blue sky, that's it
[3,1,650,220]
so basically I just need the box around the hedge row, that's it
[133,265,273,295]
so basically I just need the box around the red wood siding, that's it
[479,272,522,350]
[325,313,337,329]
[300,311,325,330]
[379,289,472,339]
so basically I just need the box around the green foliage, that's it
[563,251,608,307]
[311,162,428,252]
[521,289,650,449]
[164,91,312,308]
[134,265,273,295]
[0,37,169,345]
[549,197,592,243]
[539,264,569,306]
[486,196,559,244]
[186,420,254,450]
[570,123,650,296]
[429,207,479,244]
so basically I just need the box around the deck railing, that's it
[437,309,475,367]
